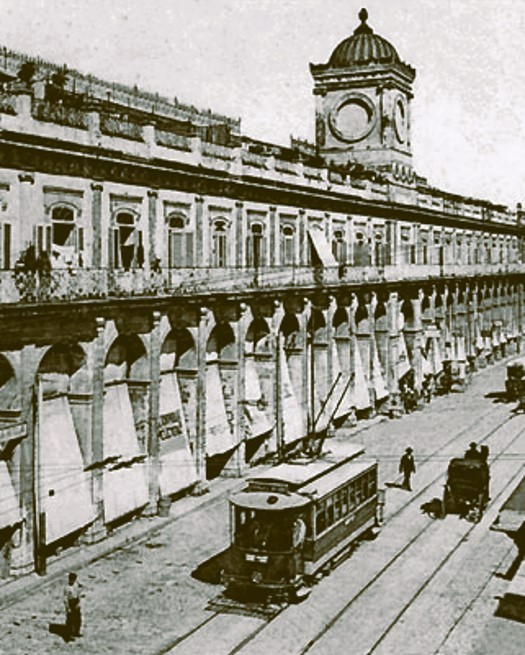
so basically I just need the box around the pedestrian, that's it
[64,572,83,641]
[399,447,416,491]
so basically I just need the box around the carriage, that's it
[506,357,525,401]
[442,457,490,522]
[222,443,381,600]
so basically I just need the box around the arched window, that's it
[109,210,144,270]
[36,205,84,268]
[212,219,229,267]
[246,222,265,268]
[331,229,347,264]
[280,224,295,266]
[167,212,193,268]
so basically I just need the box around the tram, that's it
[506,356,525,401]
[222,443,380,599]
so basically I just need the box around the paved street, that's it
[1,359,525,655]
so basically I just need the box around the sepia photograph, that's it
[0,1,524,653]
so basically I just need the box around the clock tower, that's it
[310,8,416,178]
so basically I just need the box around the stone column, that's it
[268,206,277,267]
[147,311,161,512]
[84,317,107,542]
[91,182,103,268]
[224,303,249,476]
[18,172,35,252]
[235,201,244,268]
[195,196,205,267]
[10,345,37,575]
[407,294,423,393]
[147,190,159,266]
[194,307,211,492]
[298,210,307,266]
[387,291,402,417]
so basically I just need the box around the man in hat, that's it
[399,447,416,491]
[465,442,482,460]
[64,572,83,641]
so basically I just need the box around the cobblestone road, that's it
[1,360,525,655]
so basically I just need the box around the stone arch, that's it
[207,323,236,360]
[354,303,370,335]
[308,308,327,343]
[280,313,301,349]
[333,307,350,338]
[38,342,88,397]
[105,334,148,382]
[245,318,271,355]
[0,355,19,411]
[161,328,197,370]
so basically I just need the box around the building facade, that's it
[0,10,524,578]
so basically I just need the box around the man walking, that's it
[399,447,416,491]
[64,572,82,641]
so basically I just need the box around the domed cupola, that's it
[328,8,400,68]
[310,8,416,177]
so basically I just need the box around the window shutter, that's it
[5,223,12,269]
[185,232,193,267]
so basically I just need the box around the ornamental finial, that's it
[354,7,372,34]
[358,7,369,24]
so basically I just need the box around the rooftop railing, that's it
[0,262,522,306]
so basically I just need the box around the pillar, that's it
[146,311,161,512]
[147,189,158,267]
[194,307,211,492]
[18,172,35,253]
[10,345,37,575]
[91,182,103,268]
[387,291,402,417]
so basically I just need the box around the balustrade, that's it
[0,261,522,305]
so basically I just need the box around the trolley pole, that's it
[33,374,46,576]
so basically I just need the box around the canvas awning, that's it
[205,360,236,456]
[243,357,272,440]
[308,227,338,268]
[0,460,21,529]
[158,372,197,496]
[103,462,149,524]
[103,383,143,463]
[371,342,389,400]
[40,396,95,544]
[280,347,305,443]
[340,341,370,411]
[396,333,412,380]
[429,336,444,375]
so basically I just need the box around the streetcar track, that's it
[296,413,525,655]
[153,405,520,655]
[430,542,517,655]
[364,463,525,655]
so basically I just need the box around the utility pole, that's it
[275,331,284,463]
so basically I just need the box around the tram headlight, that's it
[251,570,263,584]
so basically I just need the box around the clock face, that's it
[328,94,376,144]
[393,97,408,144]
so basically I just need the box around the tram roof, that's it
[301,458,376,498]
[507,356,525,369]
[247,442,365,490]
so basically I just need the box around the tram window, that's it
[362,477,369,500]
[348,482,356,508]
[341,488,349,515]
[368,472,377,495]
[355,479,363,505]
[316,506,326,534]
[334,492,342,522]
[326,496,334,527]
